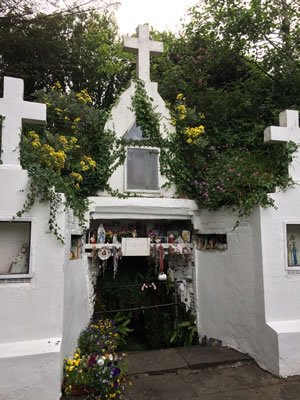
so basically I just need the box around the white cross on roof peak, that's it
[123,24,164,82]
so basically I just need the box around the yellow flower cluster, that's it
[70,172,83,182]
[80,156,96,171]
[42,144,66,170]
[184,125,205,143]
[58,135,68,146]
[65,351,82,372]
[76,89,92,104]
[176,104,187,120]
[50,81,62,91]
[57,135,80,151]
[176,93,185,100]
[28,131,41,148]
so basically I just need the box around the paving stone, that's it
[195,387,274,400]
[261,383,300,400]
[127,348,187,375]
[176,345,252,368]
[180,367,253,395]
[125,373,198,400]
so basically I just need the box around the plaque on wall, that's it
[121,238,151,256]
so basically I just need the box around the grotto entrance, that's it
[88,219,197,351]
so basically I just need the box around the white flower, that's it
[97,358,105,366]
[109,354,113,361]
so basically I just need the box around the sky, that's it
[115,0,199,34]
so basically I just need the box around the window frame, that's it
[0,217,34,279]
[284,221,300,272]
[124,146,161,194]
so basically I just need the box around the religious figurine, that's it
[97,224,106,244]
[288,234,298,266]
[90,232,97,244]
[132,229,137,238]
[9,243,29,274]
[112,234,119,244]
[168,233,175,243]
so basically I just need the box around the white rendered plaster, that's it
[0,352,61,400]
[88,196,198,221]
[103,80,176,197]
[259,188,300,376]
[0,76,46,168]
[0,166,90,398]
[60,210,90,361]
[193,208,279,375]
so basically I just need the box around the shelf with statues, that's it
[84,240,194,258]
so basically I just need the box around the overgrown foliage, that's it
[0,5,133,108]
[19,84,119,240]
[4,0,300,227]
[150,0,300,217]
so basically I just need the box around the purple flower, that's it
[88,354,97,367]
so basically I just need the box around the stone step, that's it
[126,345,253,376]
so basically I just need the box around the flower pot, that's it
[69,386,95,396]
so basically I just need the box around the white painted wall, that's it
[102,80,176,198]
[193,208,279,375]
[260,188,300,376]
[60,211,92,360]
[0,168,92,399]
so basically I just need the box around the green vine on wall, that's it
[19,84,118,241]
[128,82,297,220]
[127,79,170,178]
[17,79,297,241]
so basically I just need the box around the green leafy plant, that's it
[170,319,199,347]
[63,318,130,399]
[19,84,120,241]
[164,93,296,219]
[114,313,133,346]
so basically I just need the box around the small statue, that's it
[90,233,97,244]
[288,234,298,266]
[9,243,29,274]
[132,229,137,238]
[168,233,175,243]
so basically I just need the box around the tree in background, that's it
[152,0,300,217]
[1,0,300,221]
[0,0,133,108]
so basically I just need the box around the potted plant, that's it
[63,318,130,398]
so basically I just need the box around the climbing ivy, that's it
[129,82,297,220]
[19,84,119,241]
[18,78,297,241]
[128,79,170,179]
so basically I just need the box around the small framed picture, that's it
[182,230,191,243]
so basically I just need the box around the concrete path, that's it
[126,345,252,375]
[68,346,300,399]
[125,346,300,400]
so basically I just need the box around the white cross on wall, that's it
[0,76,46,169]
[123,24,164,82]
[264,109,300,180]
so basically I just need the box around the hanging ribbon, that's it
[159,244,164,273]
